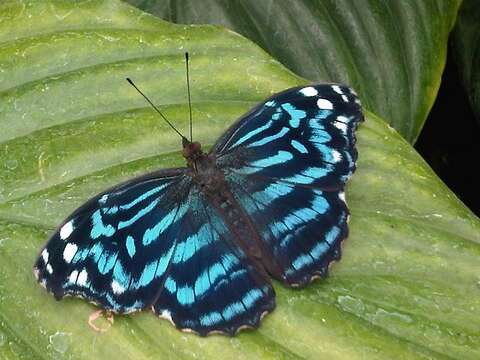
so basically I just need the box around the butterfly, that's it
[33,67,363,336]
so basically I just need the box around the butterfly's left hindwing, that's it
[34,170,191,313]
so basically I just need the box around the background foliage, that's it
[452,0,480,123]
[128,0,460,143]
[0,0,479,359]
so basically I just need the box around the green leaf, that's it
[452,0,480,123]
[0,1,479,359]
[126,0,461,143]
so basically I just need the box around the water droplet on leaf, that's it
[49,331,71,354]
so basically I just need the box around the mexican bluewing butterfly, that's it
[34,67,363,336]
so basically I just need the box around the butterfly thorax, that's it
[182,139,220,193]
[183,139,222,190]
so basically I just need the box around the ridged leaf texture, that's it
[0,1,479,359]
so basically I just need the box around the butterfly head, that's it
[182,137,204,167]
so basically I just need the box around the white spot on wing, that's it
[339,192,346,202]
[46,264,53,274]
[317,98,333,110]
[334,116,349,134]
[342,94,349,102]
[111,280,125,295]
[159,309,175,325]
[332,150,342,162]
[77,269,88,286]
[60,220,74,240]
[299,87,318,96]
[69,270,79,283]
[332,85,343,94]
[63,243,78,263]
[41,249,49,263]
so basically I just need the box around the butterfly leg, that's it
[88,309,114,332]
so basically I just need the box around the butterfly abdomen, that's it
[191,161,284,282]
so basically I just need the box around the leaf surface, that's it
[0,1,479,359]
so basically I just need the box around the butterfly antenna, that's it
[126,78,187,141]
[185,52,193,142]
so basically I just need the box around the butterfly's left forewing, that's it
[34,169,191,313]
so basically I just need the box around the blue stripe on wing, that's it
[153,188,275,336]
[33,170,191,313]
